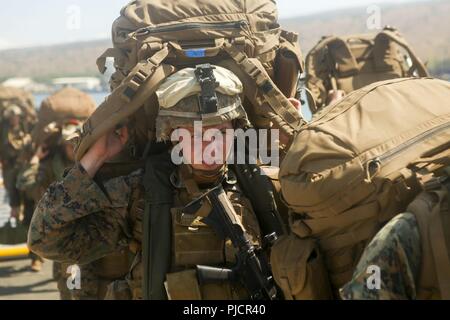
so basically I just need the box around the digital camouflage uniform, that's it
[340,213,421,300]
[29,65,278,300]
[18,146,76,299]
[30,161,265,299]
[21,94,126,300]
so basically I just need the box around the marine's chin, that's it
[190,162,223,172]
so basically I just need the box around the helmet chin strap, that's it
[186,164,227,187]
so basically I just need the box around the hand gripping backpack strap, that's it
[374,30,430,77]
[76,46,175,160]
[222,43,305,141]
[142,152,176,300]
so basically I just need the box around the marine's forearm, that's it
[28,163,128,264]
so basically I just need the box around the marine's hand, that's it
[327,90,345,105]
[80,126,129,178]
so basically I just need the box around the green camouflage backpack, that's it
[75,0,305,160]
[304,26,430,112]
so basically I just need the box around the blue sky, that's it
[0,0,428,50]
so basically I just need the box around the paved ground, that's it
[0,258,59,300]
[0,172,59,300]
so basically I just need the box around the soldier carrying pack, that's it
[74,0,306,161]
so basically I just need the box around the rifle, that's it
[181,184,279,300]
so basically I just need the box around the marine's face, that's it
[9,115,20,128]
[179,121,234,172]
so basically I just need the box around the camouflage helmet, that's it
[155,64,249,141]
[3,104,23,119]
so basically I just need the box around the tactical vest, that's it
[111,166,264,300]
[112,166,261,300]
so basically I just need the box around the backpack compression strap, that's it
[223,43,305,144]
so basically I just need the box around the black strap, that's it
[230,163,286,237]
[142,152,176,300]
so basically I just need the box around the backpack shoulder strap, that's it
[222,43,305,145]
[305,36,358,109]
[326,37,359,77]
[75,46,175,161]
[230,163,286,237]
[142,151,176,300]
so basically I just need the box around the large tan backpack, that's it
[75,0,305,160]
[273,78,450,299]
[33,87,96,145]
[305,26,430,112]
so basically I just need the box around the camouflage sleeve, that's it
[19,157,63,202]
[33,159,57,201]
[339,213,421,300]
[28,163,139,265]
[16,161,41,201]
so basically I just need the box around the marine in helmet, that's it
[28,65,284,300]
[0,104,33,225]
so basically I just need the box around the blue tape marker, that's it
[185,49,206,58]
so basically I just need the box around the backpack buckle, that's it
[121,58,158,102]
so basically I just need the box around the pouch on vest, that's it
[91,250,131,280]
[171,208,224,267]
[270,234,333,300]
[104,279,133,300]
[165,269,246,300]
